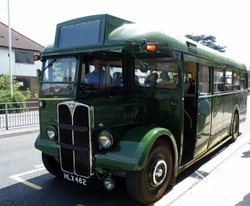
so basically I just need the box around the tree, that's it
[185,34,226,53]
[0,74,30,103]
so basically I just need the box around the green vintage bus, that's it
[34,14,248,204]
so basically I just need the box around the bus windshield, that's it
[41,57,77,95]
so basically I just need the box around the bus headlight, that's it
[46,126,57,140]
[39,100,46,108]
[98,131,113,149]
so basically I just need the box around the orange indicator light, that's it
[146,43,158,51]
[33,54,40,61]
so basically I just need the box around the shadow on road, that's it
[1,173,143,206]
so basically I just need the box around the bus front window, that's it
[80,59,123,93]
[41,57,77,95]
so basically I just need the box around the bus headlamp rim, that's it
[98,131,113,149]
[46,126,57,140]
[39,101,43,108]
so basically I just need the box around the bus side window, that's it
[225,70,233,91]
[240,73,247,90]
[233,71,240,90]
[213,68,224,93]
[199,65,210,95]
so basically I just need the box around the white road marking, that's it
[9,166,45,190]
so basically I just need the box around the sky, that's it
[0,0,249,68]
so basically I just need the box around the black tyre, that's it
[126,140,172,204]
[42,153,63,178]
[231,112,239,142]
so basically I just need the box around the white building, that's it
[0,22,44,95]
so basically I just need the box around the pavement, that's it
[0,124,39,138]
[155,120,250,206]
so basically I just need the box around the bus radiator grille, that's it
[58,103,92,178]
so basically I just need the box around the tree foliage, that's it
[0,74,30,103]
[185,34,226,53]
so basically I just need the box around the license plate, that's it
[63,172,87,186]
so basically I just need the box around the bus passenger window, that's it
[134,57,178,89]
[233,71,240,90]
[225,70,233,91]
[213,68,224,93]
[199,65,210,95]
[240,73,247,90]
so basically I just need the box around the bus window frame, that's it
[198,64,211,95]
[225,70,233,91]
[213,67,225,94]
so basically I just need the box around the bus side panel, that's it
[210,95,224,148]
[194,95,212,157]
[238,91,248,122]
[223,93,234,134]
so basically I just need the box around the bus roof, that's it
[42,14,247,71]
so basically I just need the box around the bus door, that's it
[183,61,212,162]
[194,65,212,157]
[183,61,197,163]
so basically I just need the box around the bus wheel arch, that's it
[42,152,63,178]
[125,137,175,204]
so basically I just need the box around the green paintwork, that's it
[35,14,248,178]
[35,98,72,158]
[35,134,59,157]
[95,127,178,171]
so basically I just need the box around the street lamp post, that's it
[7,0,13,98]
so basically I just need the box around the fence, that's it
[0,101,39,130]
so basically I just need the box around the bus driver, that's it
[84,59,111,86]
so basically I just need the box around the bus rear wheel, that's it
[125,140,172,204]
[231,112,239,142]
[42,153,63,178]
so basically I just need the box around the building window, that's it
[15,50,34,64]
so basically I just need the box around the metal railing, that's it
[0,101,39,130]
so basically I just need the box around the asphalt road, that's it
[0,133,143,206]
[0,96,249,206]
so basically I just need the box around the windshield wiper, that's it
[44,58,58,70]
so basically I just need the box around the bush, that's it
[0,74,30,113]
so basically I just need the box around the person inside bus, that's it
[84,59,111,87]
[135,75,141,86]
[112,72,123,87]
[144,72,158,87]
[188,79,196,93]
[157,70,170,88]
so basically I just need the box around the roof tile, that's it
[0,22,44,51]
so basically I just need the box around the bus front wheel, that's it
[42,153,63,178]
[125,140,172,204]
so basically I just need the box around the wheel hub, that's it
[151,159,167,187]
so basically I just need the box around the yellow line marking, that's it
[10,176,42,190]
[9,167,45,190]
